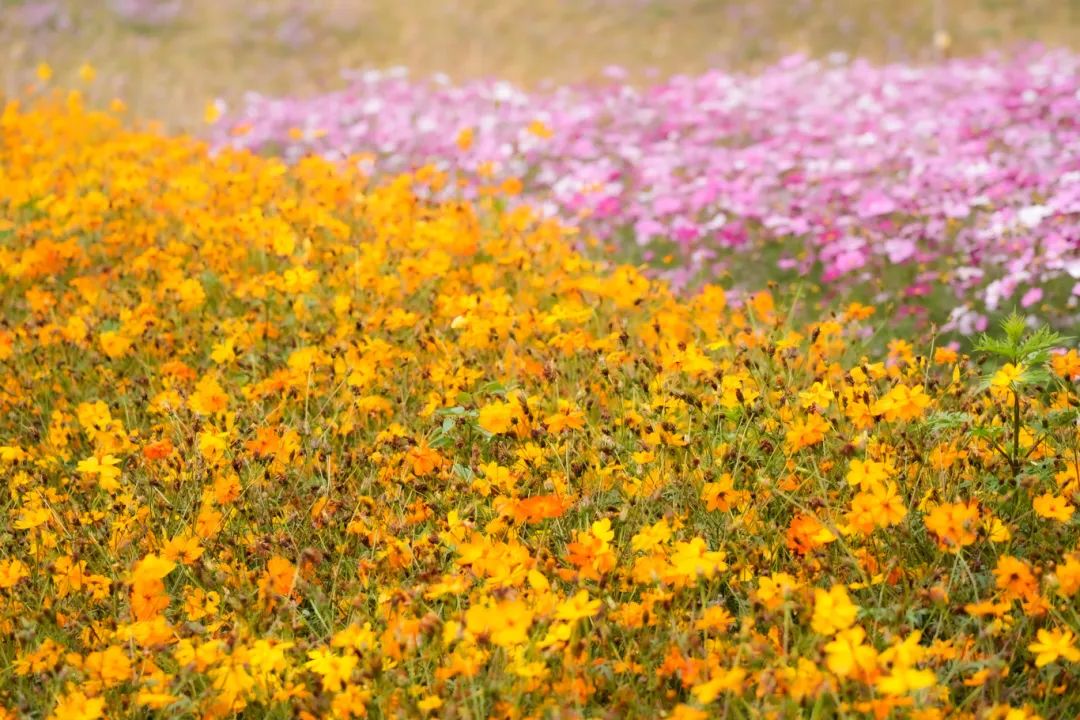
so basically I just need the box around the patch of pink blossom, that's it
[213,48,1080,331]
[107,0,184,26]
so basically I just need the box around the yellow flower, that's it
[331,623,377,653]
[47,689,103,720]
[304,649,358,692]
[991,362,1025,388]
[478,400,520,435]
[135,690,179,710]
[825,626,878,678]
[84,645,132,687]
[1033,493,1075,523]
[798,381,833,410]
[1053,554,1080,597]
[0,559,30,589]
[555,590,602,621]
[417,695,443,713]
[701,473,748,512]
[668,537,728,584]
[811,585,859,635]
[690,666,746,703]
[924,500,980,551]
[544,400,586,433]
[876,666,937,695]
[785,414,830,451]
[845,458,893,491]
[13,507,50,530]
[755,572,799,611]
[872,384,932,422]
[263,555,297,597]
[98,330,132,359]
[1027,627,1080,667]
[204,99,223,125]
[130,554,176,584]
[76,454,122,492]
[669,705,709,720]
[466,598,535,647]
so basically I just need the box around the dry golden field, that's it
[3,0,1079,127]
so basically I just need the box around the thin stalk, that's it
[1011,389,1021,476]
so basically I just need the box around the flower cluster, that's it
[215,48,1080,331]
[2,96,1079,719]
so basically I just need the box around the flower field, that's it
[7,0,1078,128]
[1,89,1080,719]
[215,48,1080,333]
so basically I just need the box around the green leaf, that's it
[970,425,1005,440]
[1000,311,1027,345]
[451,463,475,481]
[973,333,1015,360]
[923,411,971,434]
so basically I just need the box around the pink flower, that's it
[212,48,1080,332]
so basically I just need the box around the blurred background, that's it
[2,0,1080,127]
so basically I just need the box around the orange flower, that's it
[785,414,830,452]
[786,513,837,555]
[993,555,1038,601]
[924,500,980,551]
[1033,493,1075,523]
[701,473,748,512]
[508,494,572,524]
[1051,348,1080,380]
[263,555,297,598]
[142,438,174,461]
[544,400,586,433]
[478,399,524,435]
[872,384,932,422]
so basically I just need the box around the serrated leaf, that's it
[1000,312,1027,345]
[923,411,971,433]
[970,425,1005,440]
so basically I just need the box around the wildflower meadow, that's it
[214,48,1080,332]
[2,3,1080,720]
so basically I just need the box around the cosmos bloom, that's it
[872,384,932,422]
[924,500,981,551]
[991,363,1025,389]
[785,414,830,452]
[478,400,523,435]
[47,689,105,720]
[1033,493,1075,523]
[216,50,1080,333]
[1,90,1078,720]
[1027,628,1080,667]
[508,494,572,524]
[811,585,859,635]
[76,454,122,491]
[825,626,878,679]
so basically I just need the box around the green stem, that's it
[1011,389,1021,477]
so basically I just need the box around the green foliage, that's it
[973,312,1074,477]
[975,311,1072,369]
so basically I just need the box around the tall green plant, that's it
[973,312,1073,477]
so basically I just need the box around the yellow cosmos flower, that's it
[1028,627,1080,667]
